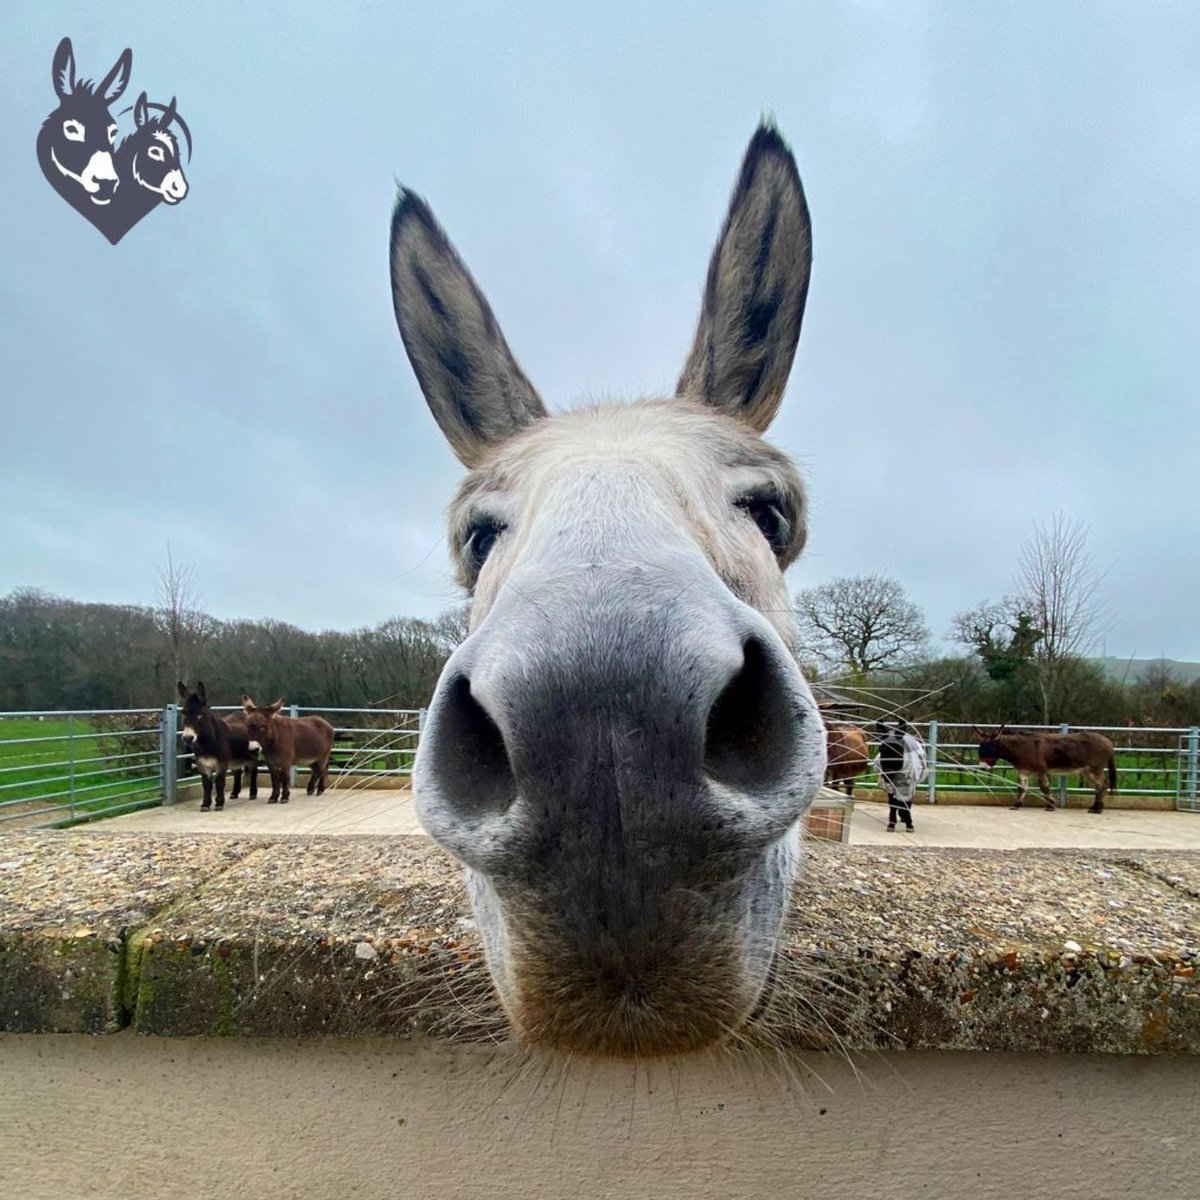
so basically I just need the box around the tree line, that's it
[0,586,468,713]
[794,515,1200,729]
[2,515,1195,728]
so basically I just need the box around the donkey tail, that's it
[1107,755,1118,793]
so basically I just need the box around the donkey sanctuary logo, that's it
[36,37,192,245]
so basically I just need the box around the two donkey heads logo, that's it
[36,38,192,245]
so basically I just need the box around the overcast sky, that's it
[2,2,1197,659]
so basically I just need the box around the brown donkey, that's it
[241,698,335,803]
[975,727,1117,813]
[824,722,869,797]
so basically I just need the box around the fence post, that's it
[1188,727,1199,812]
[290,703,300,788]
[1058,722,1070,807]
[161,704,178,806]
[926,720,938,805]
[68,726,76,820]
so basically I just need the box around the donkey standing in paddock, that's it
[241,698,335,803]
[975,727,1116,813]
[390,122,827,1057]
[875,719,928,832]
[222,712,259,801]
[177,682,257,812]
[824,722,869,798]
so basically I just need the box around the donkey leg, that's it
[306,763,317,796]
[249,760,259,800]
[279,763,291,804]
[200,771,213,812]
[1012,773,1027,809]
[215,768,227,812]
[230,768,242,800]
[316,754,330,796]
[1087,767,1105,813]
[267,764,281,804]
[1039,772,1055,811]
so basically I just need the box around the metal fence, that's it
[3,708,1199,828]
[0,705,425,829]
[0,708,167,828]
[841,720,1200,811]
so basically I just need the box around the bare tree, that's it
[154,548,215,688]
[432,603,471,651]
[1013,515,1110,722]
[794,575,929,679]
[951,599,1043,681]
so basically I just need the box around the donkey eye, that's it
[63,119,85,142]
[464,520,505,571]
[736,494,791,556]
[148,145,164,161]
[108,124,117,144]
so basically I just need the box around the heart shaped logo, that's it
[36,37,192,246]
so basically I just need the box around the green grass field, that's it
[0,716,163,826]
[841,747,1184,798]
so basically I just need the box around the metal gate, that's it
[1176,729,1200,813]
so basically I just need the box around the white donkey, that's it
[389,124,827,1057]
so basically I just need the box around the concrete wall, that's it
[1,1035,1197,1200]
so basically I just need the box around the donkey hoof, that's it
[267,798,279,805]
[280,797,289,804]
[886,823,895,832]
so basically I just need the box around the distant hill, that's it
[1094,657,1200,684]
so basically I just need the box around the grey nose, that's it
[416,619,810,865]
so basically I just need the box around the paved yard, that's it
[93,787,1200,850]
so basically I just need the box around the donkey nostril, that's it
[427,675,517,817]
[703,638,796,790]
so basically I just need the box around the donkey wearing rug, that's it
[876,719,927,832]
[974,727,1116,813]
[241,698,335,803]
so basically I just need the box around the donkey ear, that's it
[389,190,547,467]
[971,725,983,740]
[195,681,207,704]
[241,695,255,711]
[52,38,75,101]
[268,698,284,714]
[177,681,188,701]
[97,48,132,105]
[677,123,812,431]
[134,92,150,128]
[160,96,178,129]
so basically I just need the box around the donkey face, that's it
[242,697,284,753]
[973,725,1008,768]
[391,125,826,1057]
[125,93,188,204]
[36,38,130,208]
[177,680,214,746]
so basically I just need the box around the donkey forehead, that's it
[452,400,804,519]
